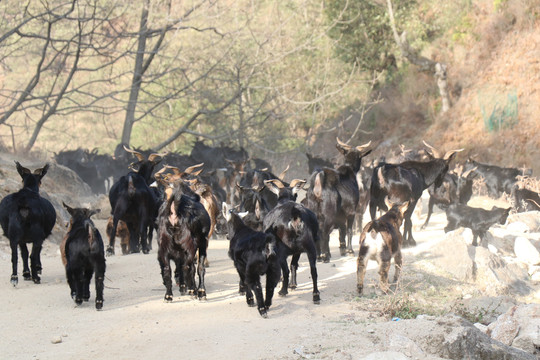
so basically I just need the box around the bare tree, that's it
[0,0,131,152]
[386,0,451,112]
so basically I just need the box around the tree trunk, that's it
[386,0,451,112]
[121,0,149,146]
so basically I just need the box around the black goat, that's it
[305,139,372,261]
[107,146,164,255]
[0,162,56,286]
[263,179,320,304]
[512,186,540,212]
[369,142,462,246]
[61,204,105,310]
[421,165,476,229]
[223,203,280,318]
[464,158,530,198]
[357,200,408,295]
[444,204,511,246]
[235,183,271,231]
[157,180,210,301]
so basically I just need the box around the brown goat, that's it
[357,201,408,295]
[106,217,130,255]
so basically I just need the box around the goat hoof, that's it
[75,298,83,306]
[83,296,90,302]
[247,298,255,306]
[258,307,268,318]
[339,248,347,256]
[164,294,173,302]
[357,286,363,295]
[95,300,103,310]
[197,289,207,300]
[179,285,187,295]
[142,249,149,255]
[313,292,321,304]
[346,249,355,256]
[278,290,288,297]
[106,246,115,256]
[32,276,41,284]
[10,275,18,286]
[23,271,31,280]
[288,284,297,290]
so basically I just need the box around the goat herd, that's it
[1,139,538,318]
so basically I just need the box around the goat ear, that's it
[90,209,101,217]
[34,163,50,177]
[221,202,230,219]
[63,202,75,215]
[15,161,30,177]
[264,179,282,196]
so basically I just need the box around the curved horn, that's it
[264,179,285,189]
[461,166,477,179]
[278,164,290,181]
[443,148,464,160]
[355,140,372,151]
[184,163,204,175]
[422,140,441,158]
[123,145,145,162]
[336,137,351,150]
[164,165,182,176]
[148,151,168,163]
[289,179,306,192]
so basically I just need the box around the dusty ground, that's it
[1,199,537,360]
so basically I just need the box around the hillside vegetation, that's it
[346,0,540,173]
[0,0,537,175]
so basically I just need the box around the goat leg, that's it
[250,281,267,318]
[356,247,369,295]
[278,257,289,297]
[20,243,31,281]
[378,260,391,294]
[264,261,280,310]
[306,249,320,304]
[10,241,18,286]
[95,259,105,310]
[162,263,174,302]
[289,254,300,290]
[472,231,479,246]
[197,253,207,300]
[30,242,42,284]
[83,270,92,301]
[393,251,403,284]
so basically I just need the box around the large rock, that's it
[430,231,530,296]
[488,304,540,354]
[507,211,540,232]
[514,237,540,265]
[367,315,535,359]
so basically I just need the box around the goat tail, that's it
[128,175,136,197]
[313,171,323,200]
[86,220,98,248]
[377,166,385,187]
